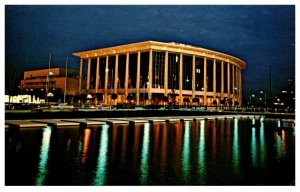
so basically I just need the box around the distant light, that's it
[49,72,53,75]
[87,94,92,99]
[282,90,287,93]
[252,94,255,97]
[47,92,54,97]
[106,68,109,72]
[260,91,263,94]
[201,87,204,91]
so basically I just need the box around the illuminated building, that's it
[20,67,84,101]
[73,41,246,106]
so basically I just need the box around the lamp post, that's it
[260,90,266,107]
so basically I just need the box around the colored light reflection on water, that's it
[182,121,191,184]
[232,118,240,176]
[198,120,206,184]
[92,125,109,185]
[259,118,266,167]
[251,127,257,167]
[34,126,52,185]
[5,118,295,185]
[139,123,150,185]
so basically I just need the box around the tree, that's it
[126,95,133,102]
[234,101,239,107]
[192,97,200,106]
[163,96,168,103]
[220,99,226,109]
[163,96,168,107]
[220,99,225,105]
[213,100,217,106]
[183,97,190,106]
[5,61,22,103]
[112,93,118,101]
[111,93,118,105]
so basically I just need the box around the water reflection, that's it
[5,118,295,186]
[35,126,52,185]
[81,128,91,164]
[182,121,191,184]
[251,127,257,167]
[93,125,109,185]
[259,118,266,167]
[232,118,240,175]
[140,123,150,185]
[198,120,206,184]
[275,130,287,162]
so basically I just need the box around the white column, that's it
[136,51,141,105]
[213,58,216,100]
[232,64,235,99]
[239,68,242,106]
[95,57,100,93]
[104,56,109,104]
[164,51,168,96]
[125,52,129,97]
[192,55,196,99]
[203,57,207,105]
[79,58,83,93]
[148,49,153,103]
[227,63,230,96]
[87,58,91,90]
[179,53,183,105]
[114,54,119,93]
[221,61,224,100]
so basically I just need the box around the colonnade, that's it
[74,41,245,106]
[78,51,242,106]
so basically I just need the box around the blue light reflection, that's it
[140,123,150,185]
[35,126,52,186]
[92,125,109,185]
[182,121,191,184]
[198,120,206,184]
[232,118,240,175]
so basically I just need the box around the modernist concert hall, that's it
[73,41,246,106]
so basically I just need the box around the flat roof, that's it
[73,41,246,69]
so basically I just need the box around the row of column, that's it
[78,50,242,105]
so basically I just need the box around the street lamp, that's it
[260,90,267,107]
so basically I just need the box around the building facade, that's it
[73,41,246,106]
[20,67,83,101]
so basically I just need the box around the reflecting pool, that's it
[5,117,295,185]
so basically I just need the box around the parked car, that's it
[51,103,74,110]
[96,103,111,110]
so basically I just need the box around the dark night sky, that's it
[5,5,295,97]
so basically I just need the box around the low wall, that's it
[5,109,295,120]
